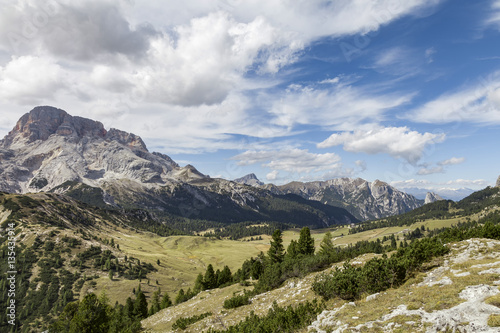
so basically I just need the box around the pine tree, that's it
[268,229,285,264]
[298,227,315,255]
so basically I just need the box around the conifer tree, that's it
[134,291,148,319]
[318,231,335,256]
[160,292,172,309]
[204,264,216,289]
[194,273,205,292]
[298,227,315,255]
[286,240,299,259]
[175,289,185,305]
[268,229,285,264]
[148,291,161,316]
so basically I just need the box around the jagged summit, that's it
[425,192,444,204]
[234,173,264,186]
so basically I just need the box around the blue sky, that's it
[0,0,499,199]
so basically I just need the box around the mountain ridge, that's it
[0,106,357,228]
[236,175,424,221]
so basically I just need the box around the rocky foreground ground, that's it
[143,238,500,332]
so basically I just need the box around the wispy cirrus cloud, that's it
[407,71,500,125]
[232,148,342,174]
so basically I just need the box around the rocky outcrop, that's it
[496,175,500,188]
[267,178,423,221]
[309,238,500,333]
[425,192,444,204]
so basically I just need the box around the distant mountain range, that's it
[236,176,434,221]
[398,187,475,201]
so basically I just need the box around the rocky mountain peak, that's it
[2,106,107,148]
[105,128,147,152]
[496,175,500,188]
[234,173,264,186]
[425,192,444,204]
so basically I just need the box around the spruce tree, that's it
[194,273,205,292]
[175,289,185,305]
[134,291,148,319]
[160,292,172,309]
[268,229,285,264]
[286,240,299,259]
[298,227,315,255]
[318,231,335,256]
[204,264,216,289]
[148,291,161,316]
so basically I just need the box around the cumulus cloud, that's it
[0,56,67,104]
[0,0,156,60]
[266,170,279,181]
[232,148,342,174]
[317,126,445,163]
[407,71,500,124]
[0,0,444,153]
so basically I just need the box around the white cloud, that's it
[417,166,443,175]
[0,56,67,104]
[391,178,490,190]
[425,47,436,63]
[317,126,445,163]
[0,0,444,153]
[438,157,465,166]
[486,0,500,30]
[268,80,413,130]
[266,170,279,181]
[407,71,500,124]
[232,148,342,174]
[355,160,367,172]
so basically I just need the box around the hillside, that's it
[0,192,271,332]
[142,238,500,332]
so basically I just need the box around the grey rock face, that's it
[496,176,500,188]
[267,178,423,221]
[425,192,444,204]
[0,106,196,194]
[234,173,264,186]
